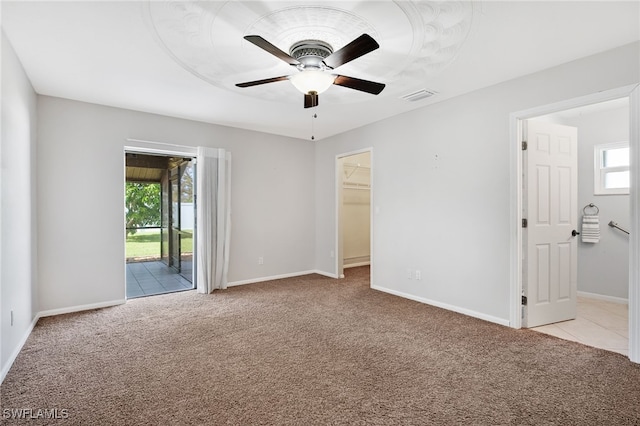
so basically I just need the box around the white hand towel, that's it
[581,214,600,243]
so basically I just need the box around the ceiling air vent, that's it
[400,89,438,102]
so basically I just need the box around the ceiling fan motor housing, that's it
[290,40,333,70]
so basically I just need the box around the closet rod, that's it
[343,162,371,169]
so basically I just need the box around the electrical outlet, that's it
[415,270,421,280]
[407,269,412,279]
[258,257,264,265]
[330,251,335,258]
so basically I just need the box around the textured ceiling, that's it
[146,1,472,103]
[2,1,639,141]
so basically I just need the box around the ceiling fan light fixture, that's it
[290,70,335,95]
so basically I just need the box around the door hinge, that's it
[522,141,528,150]
[521,296,528,306]
[522,218,528,228]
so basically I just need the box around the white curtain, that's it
[196,147,231,293]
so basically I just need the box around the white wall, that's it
[570,106,630,299]
[315,42,640,324]
[37,96,315,313]
[1,32,38,379]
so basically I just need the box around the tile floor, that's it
[531,297,628,356]
[126,260,193,299]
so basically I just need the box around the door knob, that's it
[572,230,580,237]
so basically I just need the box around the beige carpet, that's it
[2,266,640,425]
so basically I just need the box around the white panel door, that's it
[525,120,578,328]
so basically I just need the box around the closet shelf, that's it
[343,182,370,190]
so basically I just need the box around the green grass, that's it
[126,230,193,259]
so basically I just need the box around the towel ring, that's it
[583,203,599,215]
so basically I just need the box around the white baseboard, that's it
[228,270,313,287]
[577,291,628,304]
[228,270,340,287]
[312,270,339,279]
[371,285,510,327]
[39,299,126,318]
[1,313,41,384]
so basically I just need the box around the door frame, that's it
[335,147,374,281]
[124,138,198,291]
[509,84,640,363]
[168,159,196,275]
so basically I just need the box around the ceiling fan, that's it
[236,34,385,108]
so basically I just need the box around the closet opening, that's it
[337,150,372,279]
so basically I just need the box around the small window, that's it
[594,141,630,195]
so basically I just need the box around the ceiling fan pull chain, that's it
[311,113,317,140]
